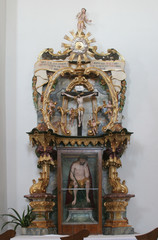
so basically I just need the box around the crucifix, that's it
[61,91,98,136]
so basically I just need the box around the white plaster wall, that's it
[4,0,158,234]
[5,0,18,216]
[0,0,7,232]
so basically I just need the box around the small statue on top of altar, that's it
[76,8,92,33]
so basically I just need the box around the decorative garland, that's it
[119,80,126,113]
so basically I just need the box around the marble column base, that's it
[103,226,135,235]
[21,227,57,235]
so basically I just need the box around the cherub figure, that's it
[76,8,92,33]
[103,100,114,120]
[69,108,77,126]
[48,100,57,115]
[88,118,100,135]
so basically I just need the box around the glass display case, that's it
[57,148,102,234]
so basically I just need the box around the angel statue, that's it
[88,118,100,135]
[76,8,92,33]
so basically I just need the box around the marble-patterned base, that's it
[21,227,57,235]
[103,227,135,235]
[64,208,97,224]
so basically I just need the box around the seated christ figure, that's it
[66,155,94,207]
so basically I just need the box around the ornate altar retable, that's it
[24,8,135,236]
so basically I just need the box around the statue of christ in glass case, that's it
[65,155,94,207]
[57,148,102,234]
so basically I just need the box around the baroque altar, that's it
[24,8,135,235]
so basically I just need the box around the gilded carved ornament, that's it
[84,67,118,132]
[38,48,71,61]
[29,172,49,195]
[66,75,94,92]
[104,201,128,212]
[42,67,74,132]
[28,128,131,149]
[30,201,55,211]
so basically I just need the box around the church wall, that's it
[4,0,158,234]
[5,0,18,215]
[0,0,7,232]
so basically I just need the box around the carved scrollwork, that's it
[38,48,71,61]
[29,172,49,194]
[109,174,128,194]
[42,67,74,132]
[66,75,94,92]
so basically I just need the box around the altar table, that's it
[12,234,137,240]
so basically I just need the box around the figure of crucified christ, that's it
[62,91,97,127]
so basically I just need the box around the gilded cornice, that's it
[27,128,132,147]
